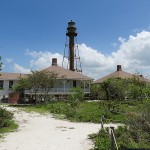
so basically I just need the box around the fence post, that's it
[101,115,104,129]
[110,126,115,150]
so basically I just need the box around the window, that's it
[73,80,76,88]
[0,81,4,89]
[9,81,13,89]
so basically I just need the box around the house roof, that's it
[0,72,27,80]
[0,59,92,81]
[0,68,92,81]
[93,65,150,83]
[43,65,93,81]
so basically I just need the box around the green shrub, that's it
[89,100,150,149]
[0,107,18,136]
[0,107,13,128]
[89,128,110,150]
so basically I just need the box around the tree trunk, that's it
[34,92,37,106]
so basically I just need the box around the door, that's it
[73,80,76,88]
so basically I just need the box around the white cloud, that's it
[78,31,150,79]
[13,64,31,73]
[118,37,126,43]
[112,31,150,69]
[26,50,67,70]
[13,30,150,80]
[26,49,44,58]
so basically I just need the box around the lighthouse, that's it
[66,20,77,71]
[63,20,82,73]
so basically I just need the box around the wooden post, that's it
[110,127,115,150]
[101,115,104,129]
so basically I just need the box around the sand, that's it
[0,106,119,150]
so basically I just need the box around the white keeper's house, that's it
[25,58,93,96]
[0,58,93,102]
[0,73,26,101]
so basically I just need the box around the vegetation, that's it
[89,75,150,149]
[89,128,111,150]
[65,88,84,117]
[11,98,149,122]
[89,101,150,149]
[0,107,18,137]
[91,74,149,101]
[13,70,58,105]
[121,102,150,149]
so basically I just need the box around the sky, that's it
[1,0,150,80]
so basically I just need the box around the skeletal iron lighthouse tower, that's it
[63,20,82,73]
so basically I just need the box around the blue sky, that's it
[1,0,150,79]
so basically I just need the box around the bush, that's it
[0,107,18,137]
[89,101,150,149]
[89,128,110,150]
[0,107,13,128]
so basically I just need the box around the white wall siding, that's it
[0,80,18,99]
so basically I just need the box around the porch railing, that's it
[25,88,90,94]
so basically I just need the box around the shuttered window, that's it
[0,81,4,89]
[9,81,13,89]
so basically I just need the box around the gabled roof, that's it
[0,60,93,81]
[43,65,93,81]
[0,72,27,80]
[93,65,150,84]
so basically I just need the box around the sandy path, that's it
[0,106,118,150]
